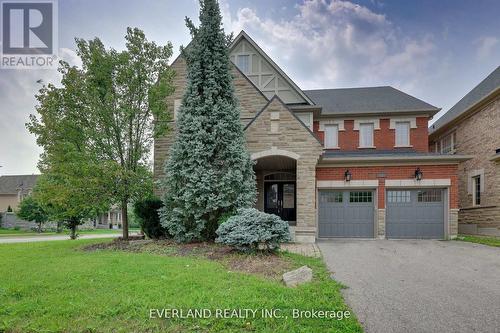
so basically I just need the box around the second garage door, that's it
[318,190,375,238]
[386,189,445,239]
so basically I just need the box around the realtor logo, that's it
[1,0,58,68]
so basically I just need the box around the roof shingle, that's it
[304,86,439,116]
[430,66,500,134]
[0,175,39,194]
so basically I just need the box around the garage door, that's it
[386,189,444,239]
[318,190,375,238]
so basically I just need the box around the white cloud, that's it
[475,36,498,60]
[223,0,439,96]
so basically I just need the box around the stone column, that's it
[377,209,386,239]
[449,208,459,239]
[294,160,317,243]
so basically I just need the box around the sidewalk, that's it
[0,233,124,244]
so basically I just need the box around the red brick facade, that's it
[316,164,459,209]
[313,116,429,152]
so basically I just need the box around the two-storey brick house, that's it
[429,66,500,237]
[154,31,469,243]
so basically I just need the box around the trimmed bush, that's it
[133,198,167,239]
[216,208,291,252]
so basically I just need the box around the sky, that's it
[0,0,499,175]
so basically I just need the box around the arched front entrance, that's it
[253,155,297,225]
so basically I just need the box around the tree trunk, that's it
[37,222,42,233]
[121,199,129,240]
[70,224,77,240]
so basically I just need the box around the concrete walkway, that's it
[281,243,322,257]
[0,233,123,244]
[318,239,500,333]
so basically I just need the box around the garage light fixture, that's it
[344,169,352,182]
[414,167,423,181]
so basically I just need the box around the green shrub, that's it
[133,198,167,239]
[217,211,235,226]
[215,208,291,252]
[7,205,12,212]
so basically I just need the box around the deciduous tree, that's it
[28,28,174,239]
[17,196,48,233]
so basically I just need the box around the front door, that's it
[264,182,296,222]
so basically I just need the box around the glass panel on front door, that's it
[264,182,296,223]
[282,184,295,209]
[266,184,278,209]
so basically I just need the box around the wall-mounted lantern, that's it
[344,169,352,182]
[414,167,423,181]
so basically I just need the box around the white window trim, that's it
[358,122,375,148]
[472,175,481,207]
[394,121,412,147]
[467,168,484,195]
[389,116,417,129]
[324,124,339,149]
[439,131,456,154]
[236,54,250,73]
[319,119,345,131]
[353,118,380,130]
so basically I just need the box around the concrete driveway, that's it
[318,240,500,333]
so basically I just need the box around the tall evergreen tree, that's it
[161,0,256,242]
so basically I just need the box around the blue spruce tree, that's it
[160,0,256,242]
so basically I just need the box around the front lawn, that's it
[0,239,362,333]
[456,234,500,247]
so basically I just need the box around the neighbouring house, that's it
[429,66,500,237]
[0,174,39,212]
[95,206,124,229]
[154,31,469,243]
[0,174,123,230]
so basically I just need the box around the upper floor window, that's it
[236,55,250,73]
[359,123,374,148]
[324,124,339,148]
[473,175,481,206]
[395,121,410,146]
[439,132,456,154]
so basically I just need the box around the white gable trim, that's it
[230,31,314,105]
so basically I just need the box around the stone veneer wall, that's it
[449,208,459,239]
[153,57,269,195]
[453,96,500,236]
[245,98,323,243]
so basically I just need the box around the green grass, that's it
[0,240,362,333]
[456,234,500,247]
[0,227,140,237]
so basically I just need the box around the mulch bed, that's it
[83,239,293,280]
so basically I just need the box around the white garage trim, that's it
[317,180,378,188]
[385,179,451,188]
